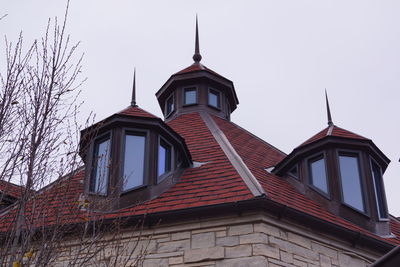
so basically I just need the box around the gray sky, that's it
[2,1,400,216]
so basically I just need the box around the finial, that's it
[325,89,333,126]
[193,15,202,63]
[131,68,137,107]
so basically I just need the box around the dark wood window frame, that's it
[336,150,369,216]
[183,87,198,106]
[89,131,112,196]
[120,128,150,195]
[288,164,299,180]
[307,153,331,199]
[165,94,175,117]
[370,157,389,221]
[208,87,221,110]
[157,136,174,183]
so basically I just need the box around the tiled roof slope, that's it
[212,115,400,246]
[300,125,368,147]
[176,62,227,80]
[118,106,158,118]
[0,180,24,199]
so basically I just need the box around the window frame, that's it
[370,158,389,221]
[183,87,198,106]
[157,136,174,183]
[307,153,330,198]
[120,128,150,194]
[336,150,368,215]
[89,132,112,196]
[165,94,175,117]
[208,87,221,109]
[288,164,299,180]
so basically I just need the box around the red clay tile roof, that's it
[0,180,24,199]
[300,125,368,147]
[118,106,158,118]
[175,62,227,81]
[0,111,399,248]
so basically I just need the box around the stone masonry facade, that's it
[56,212,382,266]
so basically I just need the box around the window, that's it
[166,95,174,115]
[371,159,388,219]
[338,154,365,212]
[158,139,172,180]
[122,133,146,191]
[208,88,221,108]
[288,165,299,179]
[91,137,111,194]
[184,88,197,105]
[309,156,329,195]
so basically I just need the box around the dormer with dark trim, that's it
[273,93,391,236]
[79,73,192,210]
[156,18,239,122]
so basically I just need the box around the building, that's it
[0,20,399,266]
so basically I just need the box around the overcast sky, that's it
[2,1,400,216]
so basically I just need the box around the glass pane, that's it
[371,160,387,218]
[158,140,171,177]
[339,155,364,212]
[123,134,145,191]
[310,158,328,194]
[184,89,197,105]
[289,165,298,179]
[209,90,220,107]
[166,96,174,114]
[93,138,110,194]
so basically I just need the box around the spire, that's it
[131,68,137,107]
[192,15,202,63]
[325,89,333,126]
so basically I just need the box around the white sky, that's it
[1,1,399,216]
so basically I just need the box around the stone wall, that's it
[55,212,382,266]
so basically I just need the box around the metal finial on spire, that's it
[131,68,137,107]
[325,89,333,126]
[192,15,202,63]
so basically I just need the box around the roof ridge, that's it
[199,112,265,197]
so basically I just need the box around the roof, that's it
[117,105,158,118]
[0,180,24,199]
[0,109,399,248]
[175,62,226,79]
[300,124,368,147]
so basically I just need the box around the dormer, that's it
[273,94,391,236]
[156,18,239,122]
[79,74,191,211]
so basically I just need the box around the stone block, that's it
[269,258,296,267]
[192,226,226,234]
[254,222,283,238]
[228,224,254,236]
[216,236,239,247]
[143,258,168,267]
[192,232,215,249]
[293,255,319,265]
[216,230,226,237]
[240,233,269,244]
[338,253,367,267]
[287,232,311,249]
[169,256,184,264]
[184,247,224,263]
[311,242,338,259]
[253,243,280,259]
[171,231,190,241]
[280,251,294,264]
[225,244,252,258]
[320,254,332,267]
[145,251,183,259]
[157,239,190,253]
[215,256,268,267]
[293,259,307,267]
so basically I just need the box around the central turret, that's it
[155,17,239,122]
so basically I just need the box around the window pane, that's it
[123,134,145,191]
[184,89,197,105]
[158,140,171,177]
[310,158,328,194]
[208,89,220,108]
[371,160,388,218]
[93,138,110,194]
[166,96,174,114]
[339,155,364,212]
